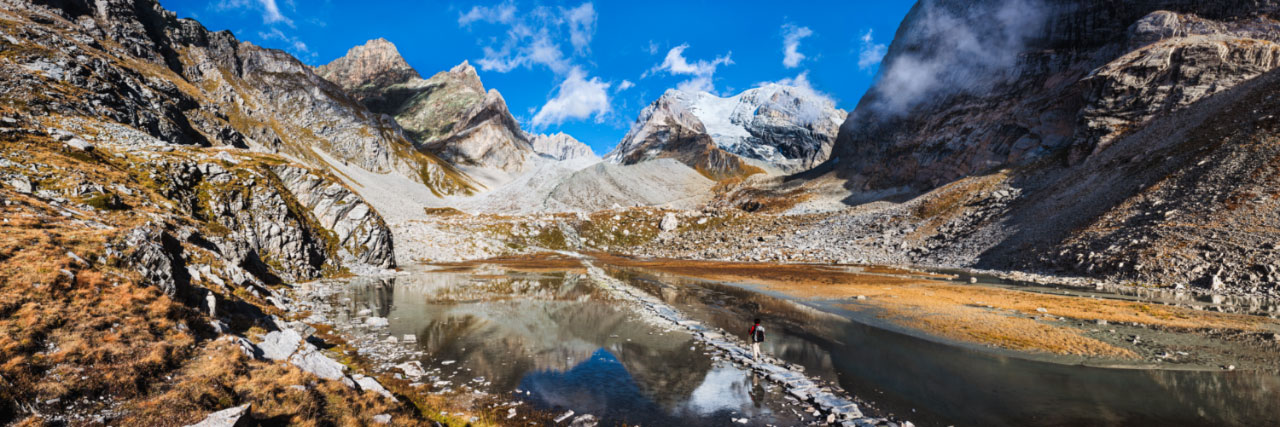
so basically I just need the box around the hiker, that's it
[749,318,765,361]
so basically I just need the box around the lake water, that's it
[319,264,1280,426]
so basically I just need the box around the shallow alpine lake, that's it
[298,258,1280,427]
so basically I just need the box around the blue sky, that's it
[158,0,916,155]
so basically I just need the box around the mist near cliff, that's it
[869,0,1049,116]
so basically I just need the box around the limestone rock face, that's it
[320,41,534,173]
[272,165,396,270]
[418,88,533,173]
[528,132,596,160]
[802,0,1280,292]
[142,158,395,282]
[825,0,1280,193]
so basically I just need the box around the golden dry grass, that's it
[440,253,587,274]
[590,256,1275,358]
[0,134,505,424]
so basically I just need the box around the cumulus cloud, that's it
[461,2,596,75]
[461,2,615,127]
[646,40,659,55]
[857,29,887,71]
[871,0,1047,115]
[532,67,611,127]
[781,24,813,68]
[616,79,635,91]
[646,44,733,93]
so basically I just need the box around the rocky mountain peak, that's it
[607,90,761,181]
[428,60,486,95]
[528,132,596,161]
[451,60,478,77]
[610,84,843,174]
[316,38,420,90]
[322,46,532,175]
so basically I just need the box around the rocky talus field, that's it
[4,0,1280,425]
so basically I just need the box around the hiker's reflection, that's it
[750,371,765,408]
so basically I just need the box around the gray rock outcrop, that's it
[272,165,395,270]
[124,224,191,297]
[140,157,394,282]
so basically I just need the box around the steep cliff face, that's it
[528,132,596,161]
[827,0,1280,193]
[607,91,763,181]
[5,0,471,196]
[319,41,534,174]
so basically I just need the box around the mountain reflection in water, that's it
[334,271,789,426]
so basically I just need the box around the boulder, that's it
[289,343,348,382]
[257,329,303,361]
[186,404,251,427]
[352,374,395,399]
[660,213,679,232]
[8,176,32,194]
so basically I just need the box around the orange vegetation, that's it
[589,255,1274,358]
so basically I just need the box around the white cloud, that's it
[532,67,611,127]
[258,0,290,26]
[857,29,887,71]
[781,24,813,68]
[646,40,659,55]
[616,79,635,91]
[458,2,518,26]
[645,44,733,94]
[215,0,293,27]
[564,3,596,54]
[462,2,595,75]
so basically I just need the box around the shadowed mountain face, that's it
[318,40,533,173]
[826,0,1280,194]
[791,0,1280,291]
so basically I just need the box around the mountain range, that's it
[6,0,1280,422]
